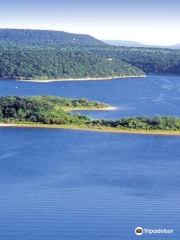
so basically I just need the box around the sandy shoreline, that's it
[17,75,146,83]
[64,106,117,111]
[1,123,180,136]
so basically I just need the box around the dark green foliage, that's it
[0,29,105,46]
[0,96,107,124]
[0,29,180,76]
[0,29,143,79]
[0,48,143,79]
[1,96,180,132]
[93,116,180,131]
[29,95,109,108]
[88,46,180,74]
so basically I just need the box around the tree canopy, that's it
[0,28,180,79]
[0,29,105,46]
[1,96,180,132]
[88,45,180,74]
[0,47,143,80]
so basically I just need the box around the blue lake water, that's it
[0,75,180,239]
[0,75,180,118]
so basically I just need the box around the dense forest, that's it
[0,96,107,124]
[0,29,105,46]
[0,47,143,79]
[1,96,180,132]
[88,45,180,74]
[0,29,180,79]
[92,116,180,131]
[0,43,179,79]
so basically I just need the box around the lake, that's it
[0,75,180,118]
[0,75,180,239]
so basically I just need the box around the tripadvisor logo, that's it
[135,227,143,235]
[135,227,173,235]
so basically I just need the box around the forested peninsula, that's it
[0,29,180,81]
[0,29,144,80]
[0,48,144,80]
[1,96,180,135]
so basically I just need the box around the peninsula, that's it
[0,29,180,81]
[1,96,180,136]
[0,29,143,81]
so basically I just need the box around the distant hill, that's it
[103,40,148,47]
[170,44,180,49]
[0,29,105,46]
[103,40,180,49]
[0,29,145,80]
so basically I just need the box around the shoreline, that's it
[16,75,146,83]
[1,123,180,136]
[149,73,180,77]
[63,106,117,111]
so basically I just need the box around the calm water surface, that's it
[0,75,180,118]
[0,75,180,239]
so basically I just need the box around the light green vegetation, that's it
[1,96,180,135]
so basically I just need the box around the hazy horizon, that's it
[1,0,180,46]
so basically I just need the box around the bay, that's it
[0,75,180,239]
